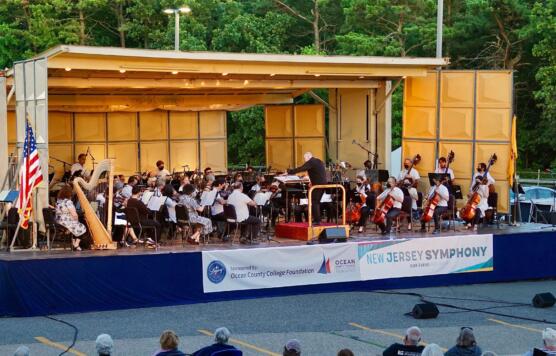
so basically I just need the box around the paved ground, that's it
[1,280,556,356]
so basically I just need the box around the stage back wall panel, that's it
[75,113,106,142]
[107,143,138,177]
[265,104,325,171]
[48,112,73,142]
[170,112,197,139]
[403,70,513,213]
[140,111,168,140]
[170,141,198,173]
[108,112,137,141]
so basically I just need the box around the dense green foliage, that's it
[0,0,554,168]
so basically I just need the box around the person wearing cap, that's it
[13,346,30,356]
[445,327,482,356]
[192,327,237,356]
[95,334,113,356]
[383,326,424,356]
[283,339,301,356]
[154,330,186,356]
[523,327,556,356]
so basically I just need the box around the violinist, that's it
[248,174,265,198]
[210,178,228,239]
[420,177,449,234]
[114,176,138,210]
[376,177,404,235]
[178,175,190,193]
[466,175,489,232]
[354,175,370,233]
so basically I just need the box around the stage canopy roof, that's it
[6,45,448,111]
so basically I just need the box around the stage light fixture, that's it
[179,6,191,13]
[119,69,126,73]
[314,74,321,77]
[65,68,72,72]
[222,72,228,76]
[163,8,174,14]
[171,71,178,75]
[243,80,249,85]
[270,73,276,76]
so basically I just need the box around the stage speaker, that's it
[533,293,556,308]
[411,303,439,319]
[318,227,347,244]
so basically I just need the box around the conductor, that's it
[287,152,327,225]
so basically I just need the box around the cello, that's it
[460,154,497,222]
[421,151,455,223]
[346,178,368,224]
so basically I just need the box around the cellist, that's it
[353,175,370,233]
[466,175,489,232]
[420,177,450,235]
[375,177,404,235]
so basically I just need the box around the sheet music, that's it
[300,198,308,206]
[147,196,166,211]
[114,212,127,226]
[274,175,302,183]
[254,191,272,206]
[200,189,217,207]
[299,193,331,206]
[141,191,154,204]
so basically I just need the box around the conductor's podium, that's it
[274,222,350,241]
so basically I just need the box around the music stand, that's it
[365,169,389,182]
[427,173,449,186]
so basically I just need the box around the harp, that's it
[73,159,117,250]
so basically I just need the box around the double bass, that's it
[421,151,455,223]
[460,154,497,222]
[400,154,422,187]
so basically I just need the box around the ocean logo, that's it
[207,260,227,284]
[318,254,331,274]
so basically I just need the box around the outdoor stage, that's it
[1,224,555,317]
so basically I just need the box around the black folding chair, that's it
[124,207,158,247]
[42,207,73,250]
[223,204,244,244]
[486,192,500,228]
[0,208,19,249]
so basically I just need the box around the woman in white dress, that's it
[55,185,87,250]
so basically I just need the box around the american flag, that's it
[16,119,43,229]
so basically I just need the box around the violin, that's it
[422,151,454,223]
[460,154,497,222]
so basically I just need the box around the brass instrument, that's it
[73,159,117,250]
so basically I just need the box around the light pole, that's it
[164,6,191,51]
[436,0,443,58]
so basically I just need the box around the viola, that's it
[372,189,394,225]
[460,154,497,222]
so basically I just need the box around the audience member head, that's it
[233,182,243,191]
[283,339,301,356]
[543,328,556,350]
[404,326,422,346]
[421,343,443,356]
[131,185,141,196]
[337,349,354,356]
[57,185,73,200]
[480,352,498,356]
[13,346,30,356]
[159,330,179,351]
[183,184,195,196]
[456,327,477,348]
[214,327,231,345]
[95,334,113,356]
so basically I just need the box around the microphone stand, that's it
[352,140,379,169]
[50,156,72,172]
[87,147,97,172]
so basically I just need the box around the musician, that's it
[248,174,265,198]
[210,178,228,238]
[376,177,405,235]
[398,158,420,185]
[354,175,370,233]
[233,172,244,183]
[287,152,327,225]
[155,160,171,180]
[70,153,90,179]
[55,185,87,251]
[472,163,495,187]
[162,184,178,224]
[467,175,489,232]
[179,184,214,244]
[127,185,160,245]
[401,179,419,231]
[178,175,190,193]
[420,178,449,234]
[435,157,455,182]
[204,167,215,182]
[227,182,260,243]
[363,160,373,170]
[114,176,138,209]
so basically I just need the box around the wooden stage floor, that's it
[1,222,554,261]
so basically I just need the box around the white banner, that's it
[202,243,359,293]
[358,234,493,281]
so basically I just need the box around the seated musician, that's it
[398,158,420,186]
[55,185,87,251]
[204,167,215,182]
[266,181,285,227]
[154,160,171,180]
[178,175,190,193]
[114,176,138,210]
[248,174,265,198]
[210,178,228,238]
[127,185,160,244]
[354,175,370,233]
[400,179,419,230]
[179,184,214,244]
[228,182,260,243]
[233,172,244,183]
[162,184,178,225]
[70,153,90,180]
[473,163,495,187]
[376,177,405,235]
[435,157,455,183]
[467,175,489,232]
[420,177,449,234]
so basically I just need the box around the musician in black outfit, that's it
[287,152,327,225]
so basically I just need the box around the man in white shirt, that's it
[420,178,450,234]
[70,153,90,179]
[227,182,260,243]
[154,160,171,180]
[472,162,495,189]
[398,158,420,186]
[376,177,405,235]
[435,156,455,182]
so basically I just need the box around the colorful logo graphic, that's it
[318,254,331,274]
[207,260,227,284]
